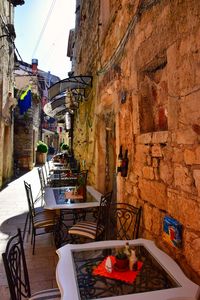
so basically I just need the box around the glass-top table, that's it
[44,186,102,210]
[56,239,200,300]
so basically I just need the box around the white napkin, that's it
[105,256,112,273]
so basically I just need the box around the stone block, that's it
[168,97,179,130]
[143,204,162,236]
[152,207,162,236]
[175,128,197,145]
[193,169,200,196]
[135,144,150,163]
[136,133,152,144]
[134,161,143,177]
[180,92,200,125]
[160,161,173,185]
[133,186,139,198]
[154,168,160,180]
[125,180,133,195]
[142,166,154,180]
[172,147,184,163]
[184,231,200,277]
[138,179,167,210]
[146,155,152,166]
[143,203,153,232]
[151,145,163,157]
[174,165,193,193]
[168,192,200,231]
[129,173,138,185]
[152,131,168,144]
[152,158,159,168]
[184,149,196,165]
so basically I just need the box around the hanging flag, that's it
[18,86,32,115]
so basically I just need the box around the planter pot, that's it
[77,186,86,198]
[36,152,47,164]
[115,257,129,270]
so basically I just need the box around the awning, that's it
[44,75,92,120]
[48,76,92,101]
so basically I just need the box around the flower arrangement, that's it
[115,242,138,271]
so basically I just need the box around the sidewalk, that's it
[0,167,58,299]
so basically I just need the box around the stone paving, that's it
[0,167,58,299]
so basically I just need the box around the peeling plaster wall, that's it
[73,0,200,283]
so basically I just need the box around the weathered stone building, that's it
[0,0,24,188]
[70,0,200,284]
[14,60,60,170]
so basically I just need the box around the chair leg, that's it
[31,228,34,245]
[28,214,32,235]
[32,230,36,255]
[23,212,29,241]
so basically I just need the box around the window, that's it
[139,60,168,133]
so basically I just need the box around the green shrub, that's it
[61,143,69,151]
[37,141,48,153]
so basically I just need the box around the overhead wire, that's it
[97,0,161,75]
[32,0,57,58]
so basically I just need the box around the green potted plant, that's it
[115,249,129,270]
[36,141,48,164]
[115,243,131,270]
[74,173,87,197]
[61,143,69,152]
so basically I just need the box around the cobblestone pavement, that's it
[0,167,58,299]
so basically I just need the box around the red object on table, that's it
[64,191,83,200]
[93,256,143,284]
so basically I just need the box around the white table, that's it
[56,239,200,300]
[44,185,102,210]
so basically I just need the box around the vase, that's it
[115,257,129,270]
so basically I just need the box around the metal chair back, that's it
[24,181,35,217]
[37,167,46,190]
[95,191,113,240]
[108,203,142,240]
[2,229,31,300]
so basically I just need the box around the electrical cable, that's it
[32,0,57,58]
[97,0,161,75]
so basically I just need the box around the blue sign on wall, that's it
[163,216,182,248]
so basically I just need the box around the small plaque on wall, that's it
[163,216,182,248]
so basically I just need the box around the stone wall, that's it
[14,76,41,170]
[73,0,200,283]
[0,1,15,188]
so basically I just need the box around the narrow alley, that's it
[0,168,58,299]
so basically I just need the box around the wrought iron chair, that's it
[24,181,57,254]
[108,202,142,240]
[68,191,113,243]
[23,175,47,241]
[2,228,61,300]
[38,166,47,191]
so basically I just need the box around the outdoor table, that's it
[44,185,102,210]
[56,239,200,300]
[52,162,65,166]
[48,173,78,187]
[51,166,71,174]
